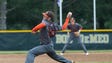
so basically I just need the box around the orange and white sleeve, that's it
[32,23,46,33]
[62,17,70,30]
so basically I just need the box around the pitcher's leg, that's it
[25,52,35,63]
[25,45,47,63]
[47,51,72,63]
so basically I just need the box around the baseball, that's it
[68,12,72,15]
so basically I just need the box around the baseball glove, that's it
[74,32,80,37]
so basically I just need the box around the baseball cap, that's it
[42,11,54,19]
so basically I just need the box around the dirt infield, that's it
[0,52,112,63]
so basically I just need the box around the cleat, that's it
[85,52,89,56]
[60,53,64,55]
[71,60,75,63]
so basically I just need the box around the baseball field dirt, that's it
[0,52,112,63]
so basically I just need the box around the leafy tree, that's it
[6,0,112,29]
[96,0,112,29]
[62,0,112,29]
[0,0,7,30]
[7,0,55,29]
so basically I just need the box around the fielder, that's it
[25,11,74,63]
[60,13,89,56]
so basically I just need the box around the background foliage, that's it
[0,0,112,29]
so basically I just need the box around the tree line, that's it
[0,0,112,30]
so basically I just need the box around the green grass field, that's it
[0,50,112,54]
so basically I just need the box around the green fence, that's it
[0,30,112,50]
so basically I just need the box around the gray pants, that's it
[62,33,88,53]
[25,43,72,63]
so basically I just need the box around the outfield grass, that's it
[61,50,112,53]
[0,51,27,54]
[0,50,112,54]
